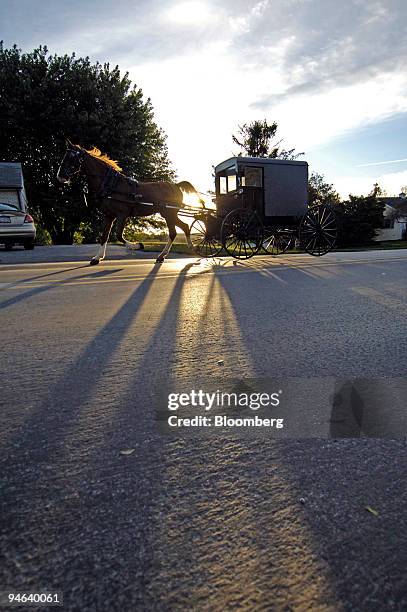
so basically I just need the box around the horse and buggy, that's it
[57,143,337,264]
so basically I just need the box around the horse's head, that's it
[57,141,85,184]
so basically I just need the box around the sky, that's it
[1,0,407,197]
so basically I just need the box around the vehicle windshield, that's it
[0,202,20,211]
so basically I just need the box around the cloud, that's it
[276,71,407,149]
[0,0,227,63]
[3,0,407,88]
[334,169,407,198]
[357,158,407,168]
[6,0,406,96]
[237,0,407,109]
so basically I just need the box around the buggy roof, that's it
[215,156,308,174]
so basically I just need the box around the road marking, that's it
[352,286,407,313]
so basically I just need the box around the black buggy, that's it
[189,156,337,259]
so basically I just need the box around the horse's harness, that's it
[99,166,140,202]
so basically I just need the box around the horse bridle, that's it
[64,147,86,180]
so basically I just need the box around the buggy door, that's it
[240,166,264,216]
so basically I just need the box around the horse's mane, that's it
[77,144,123,172]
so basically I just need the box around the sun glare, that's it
[166,1,212,25]
[181,191,202,207]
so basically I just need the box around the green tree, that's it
[332,191,385,247]
[308,175,385,247]
[0,43,174,243]
[232,119,303,159]
[308,172,340,206]
[369,182,387,197]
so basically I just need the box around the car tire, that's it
[24,239,35,250]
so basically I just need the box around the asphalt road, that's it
[1,246,407,611]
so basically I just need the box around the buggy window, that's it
[244,167,262,188]
[228,174,236,192]
[218,167,237,194]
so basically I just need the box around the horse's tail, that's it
[176,181,205,206]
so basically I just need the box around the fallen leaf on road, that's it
[365,506,379,517]
[120,449,135,456]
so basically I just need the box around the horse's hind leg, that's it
[116,215,144,251]
[156,218,177,263]
[175,217,193,250]
[90,214,115,265]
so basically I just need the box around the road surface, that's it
[1,246,407,611]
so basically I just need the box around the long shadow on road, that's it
[0,261,199,607]
[0,266,123,310]
[67,260,341,610]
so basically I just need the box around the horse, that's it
[57,142,202,264]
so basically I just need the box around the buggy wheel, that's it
[263,227,293,255]
[300,205,337,256]
[221,208,263,259]
[190,216,223,258]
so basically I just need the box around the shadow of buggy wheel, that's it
[300,205,337,256]
[221,208,264,259]
[190,214,223,257]
[262,226,294,255]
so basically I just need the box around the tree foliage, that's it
[0,43,174,243]
[308,172,340,207]
[332,192,385,247]
[308,174,384,246]
[369,182,387,197]
[232,119,303,159]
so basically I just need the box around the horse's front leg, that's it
[90,215,115,265]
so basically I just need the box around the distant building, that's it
[374,193,407,241]
[0,162,28,211]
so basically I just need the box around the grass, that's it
[141,241,192,254]
[338,240,407,251]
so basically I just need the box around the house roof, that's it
[0,162,24,189]
[392,201,407,216]
[379,196,407,216]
